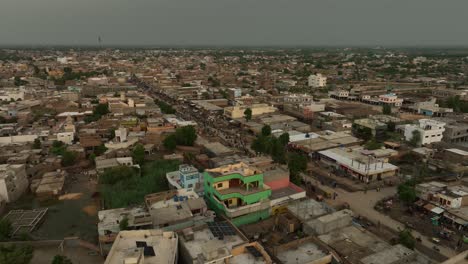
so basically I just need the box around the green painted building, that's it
[203,163,272,226]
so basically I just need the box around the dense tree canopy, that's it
[0,245,33,264]
[244,108,252,121]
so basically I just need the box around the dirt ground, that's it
[376,198,468,253]
[31,244,103,264]
[5,173,101,244]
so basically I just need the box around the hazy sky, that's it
[1,0,467,46]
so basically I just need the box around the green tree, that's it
[99,166,138,185]
[0,244,33,264]
[94,103,110,116]
[33,138,41,149]
[251,136,269,154]
[244,108,252,121]
[409,130,421,147]
[119,217,129,231]
[61,151,77,167]
[174,126,197,146]
[382,104,392,115]
[270,138,286,164]
[279,133,290,146]
[261,125,272,137]
[132,144,145,165]
[398,229,415,249]
[0,219,12,240]
[397,181,417,205]
[365,139,383,150]
[288,153,308,185]
[94,144,108,156]
[163,134,177,151]
[52,255,73,264]
[88,153,96,165]
[51,140,67,156]
[387,121,396,132]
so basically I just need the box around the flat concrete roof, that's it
[276,241,328,264]
[104,230,178,264]
[182,226,245,262]
[287,199,333,222]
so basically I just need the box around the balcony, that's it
[213,195,270,218]
[217,186,269,196]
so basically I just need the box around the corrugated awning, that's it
[424,203,435,211]
[431,207,445,215]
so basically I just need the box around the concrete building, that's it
[178,224,248,264]
[95,157,137,173]
[305,209,354,235]
[404,119,446,145]
[308,74,327,88]
[144,189,213,231]
[353,118,388,140]
[0,164,28,203]
[318,146,399,183]
[56,132,74,145]
[328,90,349,99]
[223,104,277,119]
[378,93,403,106]
[410,98,453,117]
[104,230,178,264]
[440,119,468,144]
[204,163,272,226]
[166,164,203,194]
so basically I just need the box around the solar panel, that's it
[143,246,156,257]
[246,246,263,258]
[207,222,236,238]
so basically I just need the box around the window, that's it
[217,183,223,188]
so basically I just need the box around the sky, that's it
[0,0,467,47]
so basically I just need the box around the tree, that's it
[94,103,110,116]
[163,134,177,151]
[0,219,12,240]
[270,138,286,164]
[99,166,138,185]
[33,138,41,149]
[261,125,272,137]
[397,181,417,205]
[119,217,129,231]
[132,144,145,165]
[398,229,415,249]
[61,151,77,167]
[409,130,421,147]
[244,108,252,121]
[94,144,108,156]
[0,244,33,264]
[174,126,197,146]
[51,140,67,156]
[251,136,268,154]
[279,133,290,146]
[387,121,396,132]
[288,153,308,185]
[365,139,383,150]
[52,255,73,264]
[382,104,392,115]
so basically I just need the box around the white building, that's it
[308,73,327,88]
[104,230,178,264]
[56,132,74,145]
[328,90,349,99]
[0,90,25,102]
[378,93,403,107]
[0,164,29,203]
[404,119,446,145]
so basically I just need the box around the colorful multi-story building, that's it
[204,163,271,226]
